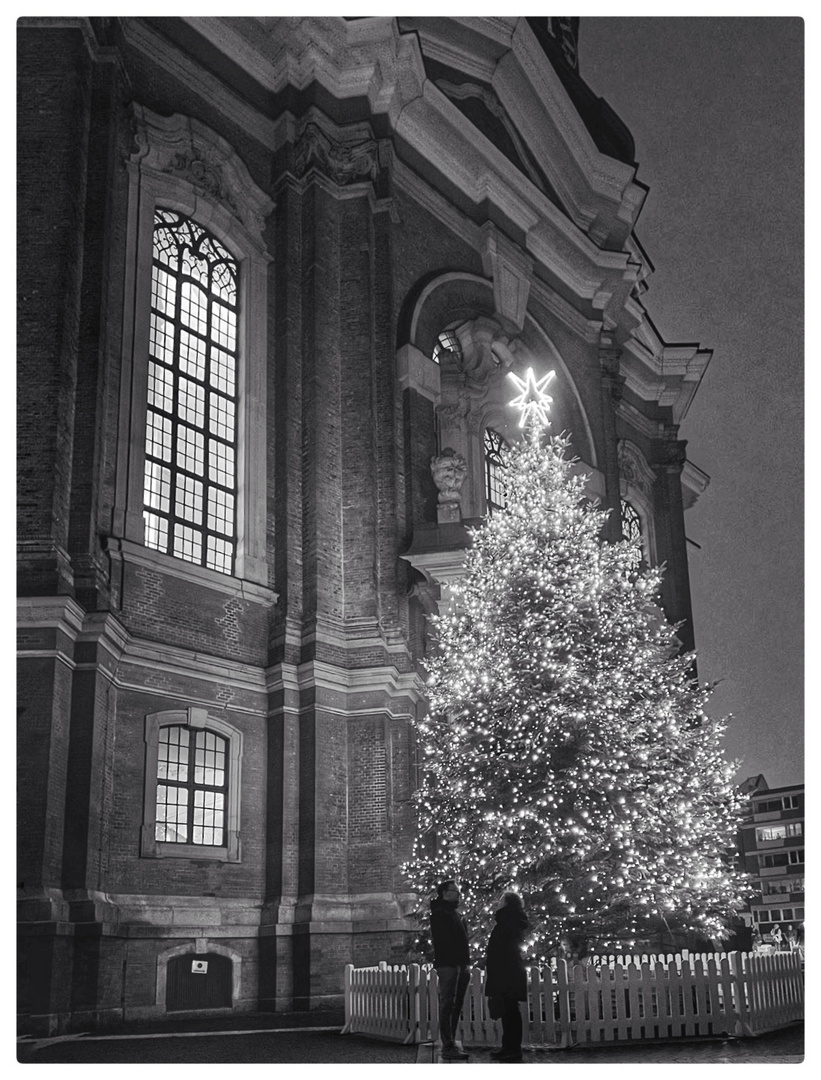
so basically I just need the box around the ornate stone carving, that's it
[600,344,625,402]
[430,448,468,506]
[295,121,380,187]
[443,316,517,384]
[435,401,469,428]
[130,105,273,248]
[617,440,657,498]
[599,347,622,379]
[660,437,688,472]
[163,151,239,215]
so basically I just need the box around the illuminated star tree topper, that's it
[507,366,556,428]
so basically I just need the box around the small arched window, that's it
[620,498,643,568]
[484,428,508,513]
[143,209,239,575]
[142,708,242,861]
[156,725,228,846]
[432,329,462,365]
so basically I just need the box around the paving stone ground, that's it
[426,1022,804,1064]
[17,1015,804,1066]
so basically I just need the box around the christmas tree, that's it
[404,370,748,960]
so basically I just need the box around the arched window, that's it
[620,497,643,568]
[143,209,239,575]
[484,428,508,513]
[142,708,242,861]
[432,329,462,365]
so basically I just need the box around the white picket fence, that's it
[342,951,803,1048]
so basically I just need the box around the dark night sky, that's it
[580,17,804,788]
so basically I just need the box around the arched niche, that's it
[397,270,598,519]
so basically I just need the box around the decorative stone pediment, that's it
[617,439,656,499]
[130,105,273,247]
[434,77,549,197]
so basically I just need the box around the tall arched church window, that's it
[484,428,508,513]
[432,329,462,365]
[144,210,239,575]
[111,106,273,593]
[620,498,643,568]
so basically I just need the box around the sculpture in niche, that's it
[430,448,468,505]
[429,318,524,388]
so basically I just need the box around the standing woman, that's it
[484,892,529,1063]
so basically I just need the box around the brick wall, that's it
[17,651,73,891]
[18,18,503,1030]
[17,28,91,593]
[120,563,271,666]
[348,718,391,892]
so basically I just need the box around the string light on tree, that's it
[403,372,748,960]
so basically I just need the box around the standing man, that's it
[430,880,471,1061]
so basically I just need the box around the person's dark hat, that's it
[436,879,457,897]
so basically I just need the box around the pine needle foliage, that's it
[404,428,748,959]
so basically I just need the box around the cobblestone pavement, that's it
[17,1018,804,1066]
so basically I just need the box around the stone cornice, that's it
[620,330,712,425]
[400,15,645,244]
[392,158,482,251]
[681,460,711,510]
[616,399,666,441]
[111,15,711,409]
[120,19,282,152]
[267,661,426,712]
[108,538,278,607]
[17,595,86,637]
[503,20,642,236]
[118,17,644,308]
[526,277,602,344]
[110,636,268,706]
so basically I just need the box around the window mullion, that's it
[168,240,184,561]
[186,733,196,845]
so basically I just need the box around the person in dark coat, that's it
[430,880,471,1061]
[484,891,529,1063]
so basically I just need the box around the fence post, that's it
[405,963,421,1044]
[555,959,573,1048]
[341,963,354,1034]
[727,951,753,1036]
[429,966,440,1048]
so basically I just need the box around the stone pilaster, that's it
[652,430,696,655]
[598,337,625,543]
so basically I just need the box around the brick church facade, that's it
[18,17,711,1033]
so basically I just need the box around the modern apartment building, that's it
[737,776,804,941]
